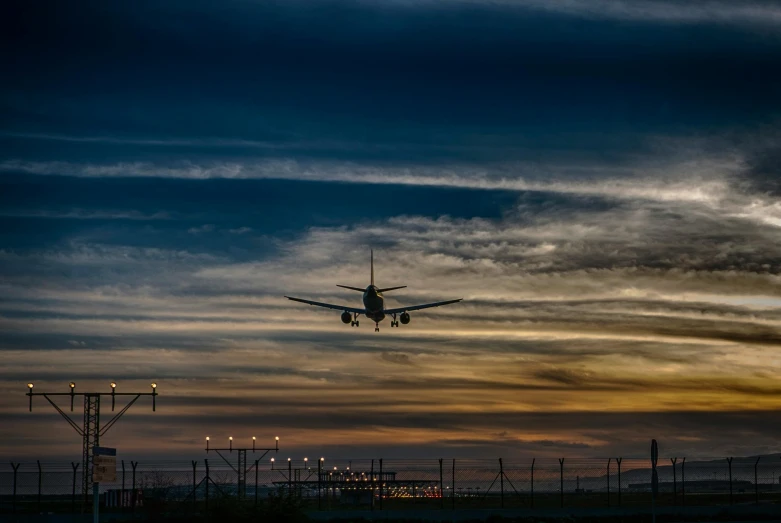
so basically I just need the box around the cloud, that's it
[0,208,171,220]
[0,157,739,206]
[485,0,781,26]
[187,224,215,234]
[381,352,414,365]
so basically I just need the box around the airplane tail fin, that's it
[371,249,374,286]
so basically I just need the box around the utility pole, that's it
[26,381,158,514]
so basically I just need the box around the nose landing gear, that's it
[375,322,380,332]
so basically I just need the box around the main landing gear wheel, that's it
[351,320,360,327]
[390,321,399,327]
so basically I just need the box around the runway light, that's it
[271,458,275,462]
[110,382,116,389]
[27,383,34,389]
[320,457,324,462]
[252,436,256,440]
[229,436,233,440]
[151,383,157,389]
[69,382,76,389]
[206,436,210,441]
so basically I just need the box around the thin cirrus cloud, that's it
[472,0,781,25]
[3,172,781,461]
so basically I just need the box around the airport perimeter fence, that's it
[1,456,780,516]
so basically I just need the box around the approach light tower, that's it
[26,381,158,507]
[205,435,279,498]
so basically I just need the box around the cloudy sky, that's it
[2,0,781,462]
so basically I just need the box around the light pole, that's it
[26,381,158,513]
[205,436,279,498]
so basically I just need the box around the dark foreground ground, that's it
[4,504,781,523]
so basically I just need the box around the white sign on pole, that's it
[93,457,117,482]
[93,447,117,483]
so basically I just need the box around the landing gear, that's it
[390,313,399,327]
[351,313,360,327]
[375,323,380,332]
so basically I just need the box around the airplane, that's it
[284,250,463,332]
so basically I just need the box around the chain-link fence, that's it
[1,456,780,516]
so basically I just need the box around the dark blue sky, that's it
[2,0,781,461]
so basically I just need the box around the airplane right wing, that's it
[384,298,463,314]
[284,296,365,314]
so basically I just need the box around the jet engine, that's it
[341,311,352,324]
[400,312,411,324]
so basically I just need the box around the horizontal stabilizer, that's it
[384,298,463,315]
[377,286,407,293]
[337,285,365,292]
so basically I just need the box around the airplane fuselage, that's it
[284,249,463,332]
[363,285,385,322]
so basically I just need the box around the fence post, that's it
[727,457,733,506]
[559,458,564,508]
[317,458,322,511]
[121,460,126,512]
[192,460,197,511]
[499,458,504,509]
[451,459,455,510]
[617,457,622,507]
[72,462,80,513]
[370,459,375,511]
[255,459,259,509]
[380,459,384,510]
[205,459,210,511]
[607,458,611,507]
[131,461,138,513]
[288,459,292,497]
[681,457,686,506]
[37,460,42,513]
[439,459,443,510]
[11,462,20,514]
[671,458,677,505]
[754,457,760,505]
[530,459,535,509]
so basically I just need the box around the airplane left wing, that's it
[284,296,365,314]
[384,298,463,314]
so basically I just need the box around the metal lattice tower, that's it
[205,436,279,499]
[237,449,247,497]
[82,395,100,501]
